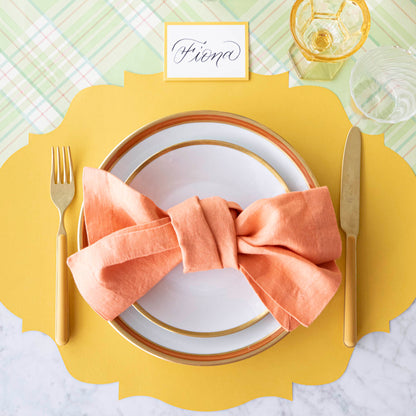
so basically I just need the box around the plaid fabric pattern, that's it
[1,0,415,169]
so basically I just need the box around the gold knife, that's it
[340,126,361,348]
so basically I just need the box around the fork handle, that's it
[344,234,357,348]
[55,233,69,346]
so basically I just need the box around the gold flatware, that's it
[340,127,361,348]
[50,146,75,346]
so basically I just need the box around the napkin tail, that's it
[238,247,342,331]
[67,221,183,320]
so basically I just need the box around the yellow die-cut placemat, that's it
[0,72,415,411]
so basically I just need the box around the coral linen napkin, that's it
[67,167,342,331]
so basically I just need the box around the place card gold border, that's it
[164,22,249,81]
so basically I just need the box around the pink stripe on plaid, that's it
[93,25,137,67]
[0,65,57,129]
[54,1,87,27]
[21,3,119,107]
[57,78,89,106]
[60,2,166,99]
[200,1,222,21]
[0,65,40,115]
[390,0,416,25]
[250,50,274,74]
[149,0,164,16]
[0,28,71,105]
[27,109,58,132]
[160,0,185,22]
[251,1,286,32]
[71,4,117,45]
[258,29,290,62]
[0,125,30,156]
[124,1,163,41]
[402,139,416,158]
[11,2,93,88]
[373,14,405,44]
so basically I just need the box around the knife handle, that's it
[344,234,357,348]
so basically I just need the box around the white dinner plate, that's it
[127,140,288,336]
[78,111,318,365]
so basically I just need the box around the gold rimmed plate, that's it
[126,140,289,338]
[78,111,318,365]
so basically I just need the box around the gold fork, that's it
[50,146,75,346]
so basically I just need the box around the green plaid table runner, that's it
[1,0,415,170]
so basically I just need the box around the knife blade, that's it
[340,126,361,348]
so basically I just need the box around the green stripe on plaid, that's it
[1,0,416,174]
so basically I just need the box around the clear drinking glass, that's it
[289,0,371,80]
[350,46,416,124]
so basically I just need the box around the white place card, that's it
[164,22,249,81]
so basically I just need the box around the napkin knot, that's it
[168,196,239,273]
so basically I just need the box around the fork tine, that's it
[62,146,67,184]
[56,147,61,184]
[67,146,74,183]
[51,147,55,184]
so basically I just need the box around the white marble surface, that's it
[0,300,415,416]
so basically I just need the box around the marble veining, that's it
[0,300,415,415]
